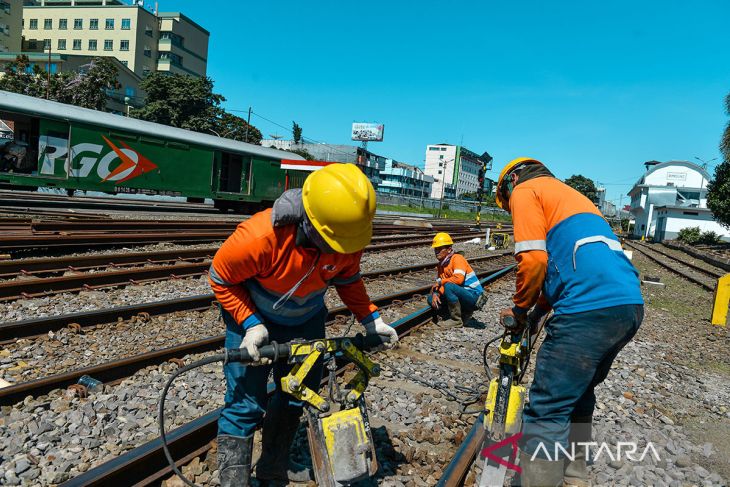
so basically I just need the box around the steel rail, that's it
[627,241,724,278]
[623,241,716,291]
[0,230,484,254]
[436,413,487,487]
[0,251,509,302]
[59,265,515,487]
[0,253,510,342]
[0,263,515,405]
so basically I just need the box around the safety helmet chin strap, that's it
[301,215,336,254]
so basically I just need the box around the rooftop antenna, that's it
[269,134,283,140]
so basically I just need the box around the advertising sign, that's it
[351,123,384,142]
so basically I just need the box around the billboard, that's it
[351,123,384,142]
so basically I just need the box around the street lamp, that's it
[124,96,131,117]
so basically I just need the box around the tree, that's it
[707,161,730,228]
[289,148,315,160]
[213,112,262,145]
[709,92,730,228]
[133,72,224,133]
[0,55,118,110]
[564,174,598,202]
[292,122,303,145]
[58,58,120,111]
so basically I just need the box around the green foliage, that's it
[0,55,119,111]
[564,174,598,202]
[133,73,224,133]
[213,112,262,144]
[707,160,730,229]
[289,148,316,160]
[292,122,303,145]
[459,191,498,207]
[699,230,723,244]
[677,226,702,244]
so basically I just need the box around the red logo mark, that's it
[480,432,523,474]
[100,135,158,183]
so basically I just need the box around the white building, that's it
[424,144,490,199]
[628,160,729,241]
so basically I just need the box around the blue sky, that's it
[172,0,730,206]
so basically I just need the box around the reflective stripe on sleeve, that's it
[208,264,234,286]
[454,269,466,276]
[514,239,547,254]
[572,236,623,270]
[331,272,362,286]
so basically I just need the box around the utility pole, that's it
[475,152,493,228]
[46,41,51,100]
[244,106,252,143]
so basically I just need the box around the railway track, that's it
[0,252,511,342]
[0,257,514,403]
[56,265,514,487]
[623,240,724,291]
[0,236,502,300]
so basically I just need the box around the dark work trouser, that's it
[521,304,644,457]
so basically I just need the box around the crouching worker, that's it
[427,232,488,327]
[208,163,399,487]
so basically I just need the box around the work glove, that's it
[241,324,271,365]
[499,307,527,331]
[364,317,399,350]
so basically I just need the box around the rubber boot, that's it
[255,399,313,484]
[564,416,592,487]
[475,290,489,310]
[218,434,253,487]
[518,449,564,487]
[462,309,473,325]
[440,300,463,328]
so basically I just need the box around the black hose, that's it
[158,354,224,487]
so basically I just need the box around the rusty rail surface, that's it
[623,241,718,291]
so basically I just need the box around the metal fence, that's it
[375,191,508,216]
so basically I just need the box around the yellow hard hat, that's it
[495,157,543,209]
[302,163,376,254]
[431,232,454,248]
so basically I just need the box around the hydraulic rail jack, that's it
[478,317,536,487]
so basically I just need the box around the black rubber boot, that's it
[217,434,253,487]
[475,290,489,310]
[441,300,463,328]
[564,416,593,487]
[518,449,564,487]
[255,398,313,484]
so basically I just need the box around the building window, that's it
[125,86,135,98]
[73,39,81,50]
[57,39,66,50]
[29,19,38,30]
[121,60,128,67]
[43,38,50,49]
[145,25,153,37]
[89,18,98,30]
[438,170,442,174]
[88,39,97,50]
[59,18,67,30]
[74,18,82,29]
[142,66,151,76]
[104,39,113,50]
[120,40,129,51]
[28,40,37,50]
[105,18,114,30]
[121,18,131,30]
[439,155,444,160]
[44,18,52,29]
[143,46,151,57]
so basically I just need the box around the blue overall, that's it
[427,282,479,313]
[217,307,327,437]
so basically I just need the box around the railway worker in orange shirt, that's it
[495,157,644,486]
[427,232,488,327]
[208,163,398,487]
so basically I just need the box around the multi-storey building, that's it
[379,159,433,198]
[628,160,728,241]
[22,0,208,78]
[424,143,491,199]
[261,140,385,188]
[0,0,22,53]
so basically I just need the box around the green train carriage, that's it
[0,91,307,212]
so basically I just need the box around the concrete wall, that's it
[424,144,456,199]
[0,0,22,53]
[654,208,730,242]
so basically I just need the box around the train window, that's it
[0,111,40,175]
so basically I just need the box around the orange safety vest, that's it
[209,209,378,328]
